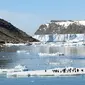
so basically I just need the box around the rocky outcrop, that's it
[0,18,38,44]
[35,20,85,34]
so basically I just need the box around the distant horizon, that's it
[0,0,85,35]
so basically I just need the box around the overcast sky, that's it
[0,0,85,35]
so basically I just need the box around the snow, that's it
[33,34,85,42]
[3,43,27,47]
[46,24,49,28]
[55,21,74,27]
[75,20,85,25]
[7,67,85,78]
[54,20,85,27]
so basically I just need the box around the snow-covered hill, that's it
[35,20,85,35]
[51,20,85,27]
[34,20,85,42]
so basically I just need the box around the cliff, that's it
[0,18,38,44]
[35,20,85,34]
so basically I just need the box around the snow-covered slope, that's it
[35,20,85,35]
[52,20,85,27]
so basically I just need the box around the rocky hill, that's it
[35,20,85,34]
[0,18,38,44]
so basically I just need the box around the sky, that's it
[0,0,85,35]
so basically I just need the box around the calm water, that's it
[0,76,85,85]
[0,45,85,85]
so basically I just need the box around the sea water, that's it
[0,45,85,85]
[0,76,85,85]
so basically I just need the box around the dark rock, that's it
[0,18,39,44]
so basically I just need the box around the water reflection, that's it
[0,45,85,69]
[38,46,85,56]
